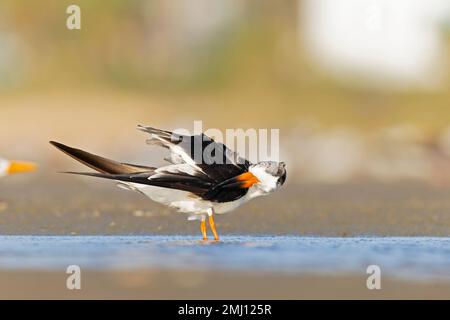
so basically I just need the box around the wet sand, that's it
[2,175,450,236]
[2,270,450,300]
[0,236,449,279]
[0,235,448,300]
[2,176,450,299]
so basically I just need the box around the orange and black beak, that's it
[7,161,37,175]
[213,171,260,190]
[235,172,260,188]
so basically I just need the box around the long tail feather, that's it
[49,141,154,174]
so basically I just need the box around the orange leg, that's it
[208,214,219,241]
[200,218,208,241]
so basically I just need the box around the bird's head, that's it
[248,161,286,193]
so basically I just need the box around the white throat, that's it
[249,165,278,193]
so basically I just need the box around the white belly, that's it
[118,182,262,218]
[213,187,263,214]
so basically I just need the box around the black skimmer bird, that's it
[0,158,36,177]
[50,126,286,240]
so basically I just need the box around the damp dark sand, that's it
[2,174,450,236]
[1,175,450,299]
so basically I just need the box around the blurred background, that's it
[1,2,450,301]
[2,2,450,300]
[0,0,449,184]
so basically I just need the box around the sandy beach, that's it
[2,175,450,236]
[2,176,450,299]
[2,270,450,300]
[0,0,449,302]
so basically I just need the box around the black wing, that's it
[137,125,251,179]
[50,139,252,203]
[65,165,249,203]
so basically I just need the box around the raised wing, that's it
[51,129,255,203]
[137,125,251,177]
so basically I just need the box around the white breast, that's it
[212,186,263,214]
[118,173,268,219]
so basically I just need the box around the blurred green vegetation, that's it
[0,0,449,133]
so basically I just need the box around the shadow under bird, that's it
[0,158,36,178]
[50,125,286,241]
